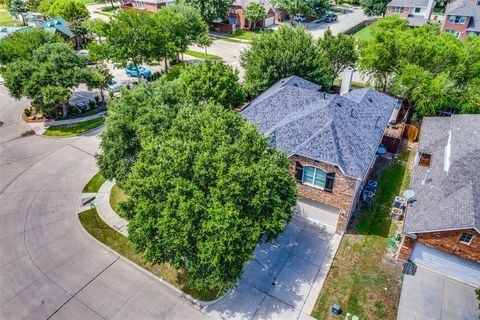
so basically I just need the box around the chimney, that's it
[425,0,435,19]
[340,67,354,96]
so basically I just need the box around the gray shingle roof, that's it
[403,115,480,234]
[241,76,399,180]
[387,0,429,8]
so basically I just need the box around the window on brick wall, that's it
[459,233,473,244]
[446,29,461,38]
[448,15,467,24]
[393,6,404,13]
[296,165,335,192]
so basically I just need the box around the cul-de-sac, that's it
[0,0,479,319]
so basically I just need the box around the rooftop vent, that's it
[374,115,381,128]
[350,108,357,118]
[335,102,342,108]
[0,28,7,32]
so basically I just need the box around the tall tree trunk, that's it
[204,46,208,57]
[62,103,67,117]
[110,0,115,9]
[20,13,26,26]
[164,58,168,72]
[100,88,105,103]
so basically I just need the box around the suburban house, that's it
[0,17,77,42]
[212,0,281,33]
[385,0,436,26]
[241,73,400,234]
[398,115,480,286]
[0,26,31,40]
[122,0,173,12]
[441,0,480,39]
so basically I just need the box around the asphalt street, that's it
[0,84,209,319]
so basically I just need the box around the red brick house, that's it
[385,0,436,26]
[441,0,480,40]
[398,115,480,286]
[213,0,281,33]
[122,0,173,12]
[241,75,400,234]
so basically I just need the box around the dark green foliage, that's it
[177,61,244,109]
[179,0,233,21]
[244,2,266,30]
[273,0,330,17]
[361,0,390,16]
[241,24,334,97]
[8,0,27,25]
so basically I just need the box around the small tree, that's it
[83,63,113,103]
[244,2,266,30]
[83,18,105,43]
[178,61,244,109]
[26,0,41,11]
[8,0,28,25]
[179,0,233,22]
[241,24,333,97]
[360,0,390,16]
[46,0,89,22]
[317,29,358,86]
[273,0,323,19]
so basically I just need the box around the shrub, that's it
[94,96,100,104]
[24,108,32,117]
[88,100,96,109]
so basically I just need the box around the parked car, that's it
[107,80,122,92]
[125,65,152,78]
[293,15,306,23]
[325,13,338,23]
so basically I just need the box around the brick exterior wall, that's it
[385,6,411,17]
[441,16,472,40]
[289,155,359,234]
[398,229,480,263]
[123,0,165,12]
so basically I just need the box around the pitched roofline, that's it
[405,226,480,235]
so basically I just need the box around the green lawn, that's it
[0,12,18,26]
[185,49,222,61]
[43,117,104,136]
[79,0,98,4]
[79,208,220,301]
[110,184,128,215]
[227,29,258,41]
[312,150,414,320]
[354,25,373,41]
[83,172,106,193]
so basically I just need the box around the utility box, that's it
[331,304,341,315]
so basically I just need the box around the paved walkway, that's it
[82,180,129,237]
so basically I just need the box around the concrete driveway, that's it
[206,217,341,320]
[0,84,208,319]
[397,266,480,320]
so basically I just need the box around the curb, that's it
[40,124,105,139]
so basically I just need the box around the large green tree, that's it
[274,0,329,18]
[44,0,89,22]
[8,0,27,25]
[0,28,61,65]
[241,24,333,97]
[99,81,297,292]
[180,0,233,21]
[244,2,266,30]
[360,0,390,16]
[1,43,91,117]
[317,29,358,85]
[177,61,244,109]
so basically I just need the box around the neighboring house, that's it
[0,26,32,40]
[398,115,480,286]
[441,0,480,39]
[241,73,400,234]
[40,17,75,40]
[122,0,174,12]
[385,0,436,26]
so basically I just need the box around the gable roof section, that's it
[403,115,480,234]
[40,17,75,38]
[241,76,399,180]
[0,25,32,40]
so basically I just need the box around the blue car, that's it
[125,65,152,78]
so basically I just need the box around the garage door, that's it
[264,16,275,27]
[411,243,480,286]
[294,197,340,229]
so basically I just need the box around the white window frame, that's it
[446,29,461,38]
[448,15,466,24]
[459,233,473,245]
[302,166,327,189]
[393,6,404,13]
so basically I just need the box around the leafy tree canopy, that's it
[317,29,358,82]
[99,81,297,292]
[8,0,27,25]
[273,0,329,17]
[179,0,233,21]
[360,0,390,16]
[177,61,244,109]
[241,24,334,97]
[244,2,266,29]
[0,28,61,65]
[1,42,91,116]
[42,0,89,22]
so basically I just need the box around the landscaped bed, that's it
[79,207,220,301]
[43,117,105,136]
[312,150,414,319]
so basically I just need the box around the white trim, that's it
[302,166,327,189]
[407,227,480,235]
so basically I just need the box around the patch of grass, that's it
[0,12,18,26]
[110,184,128,215]
[43,117,104,136]
[312,150,414,320]
[185,49,222,60]
[164,62,186,81]
[101,5,118,12]
[354,25,373,41]
[83,172,106,193]
[79,208,220,301]
[228,29,258,41]
[79,0,97,4]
